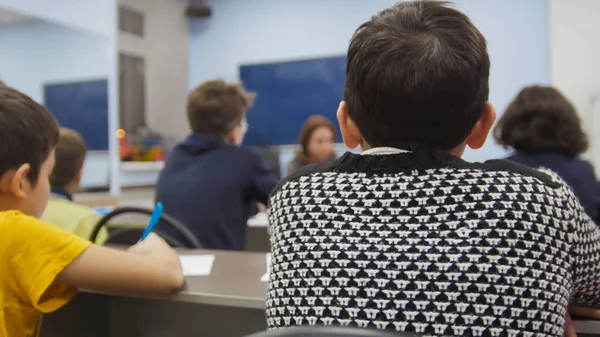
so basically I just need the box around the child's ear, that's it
[226,124,242,145]
[466,103,497,150]
[2,164,31,200]
[336,101,362,149]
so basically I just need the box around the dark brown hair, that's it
[51,128,87,187]
[494,85,588,156]
[187,80,255,138]
[0,85,59,185]
[344,0,489,151]
[295,115,336,164]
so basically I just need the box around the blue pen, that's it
[141,202,163,241]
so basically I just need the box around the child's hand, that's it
[127,233,183,288]
[128,232,172,255]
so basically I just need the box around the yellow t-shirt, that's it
[42,198,108,244]
[0,211,91,337]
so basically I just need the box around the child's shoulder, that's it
[223,144,263,158]
[0,212,52,247]
[218,146,273,172]
[43,199,99,231]
[480,158,563,188]
[270,154,569,200]
[0,210,87,243]
[43,199,107,243]
[0,210,39,229]
[171,141,263,164]
[45,198,97,217]
[270,159,339,199]
[0,210,30,228]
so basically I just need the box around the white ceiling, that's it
[0,7,33,26]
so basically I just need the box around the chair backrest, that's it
[245,326,417,337]
[90,206,202,248]
[105,227,187,247]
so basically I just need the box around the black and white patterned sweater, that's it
[266,150,600,337]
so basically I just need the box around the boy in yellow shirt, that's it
[0,83,184,337]
[43,127,108,243]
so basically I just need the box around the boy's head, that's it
[187,80,255,145]
[337,0,496,156]
[0,85,59,218]
[494,85,588,157]
[51,128,87,191]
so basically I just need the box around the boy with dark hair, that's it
[0,84,184,336]
[43,127,108,243]
[266,1,600,336]
[155,80,277,250]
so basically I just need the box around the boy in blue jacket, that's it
[155,80,277,250]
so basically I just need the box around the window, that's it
[119,6,144,37]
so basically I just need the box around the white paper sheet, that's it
[248,212,268,227]
[179,255,215,276]
[260,253,271,282]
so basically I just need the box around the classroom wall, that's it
[118,0,189,139]
[549,0,600,170]
[188,0,550,162]
[115,0,189,187]
[0,20,111,188]
[0,21,109,102]
[0,0,121,193]
[0,0,114,36]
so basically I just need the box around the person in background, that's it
[495,85,600,223]
[155,80,278,250]
[0,84,183,337]
[42,127,108,243]
[287,115,337,176]
[265,1,600,336]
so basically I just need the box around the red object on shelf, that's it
[119,138,134,161]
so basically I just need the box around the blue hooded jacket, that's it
[155,133,278,250]
[508,151,600,222]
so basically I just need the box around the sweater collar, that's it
[362,147,410,156]
[336,149,469,173]
[50,186,73,201]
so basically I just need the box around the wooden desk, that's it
[41,250,268,337]
[170,249,267,308]
[76,196,119,208]
[575,320,600,336]
[41,248,600,337]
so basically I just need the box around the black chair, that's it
[90,206,202,248]
[245,326,418,337]
[101,227,189,247]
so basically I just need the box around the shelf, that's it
[120,161,165,172]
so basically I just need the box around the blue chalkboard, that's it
[44,79,109,151]
[240,56,345,146]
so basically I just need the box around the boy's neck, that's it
[191,132,238,146]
